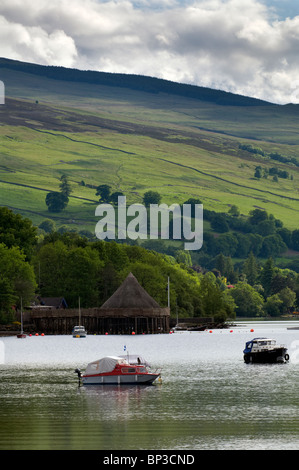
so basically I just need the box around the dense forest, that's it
[0,206,298,325]
[199,207,299,266]
[0,57,272,107]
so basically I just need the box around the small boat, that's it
[72,325,87,338]
[75,355,160,385]
[243,337,289,364]
[17,332,26,338]
[72,297,86,337]
[187,325,207,331]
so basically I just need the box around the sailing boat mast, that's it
[72,297,86,337]
[17,297,26,338]
[20,297,23,334]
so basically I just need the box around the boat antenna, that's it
[124,344,129,363]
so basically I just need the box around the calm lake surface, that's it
[2,321,299,450]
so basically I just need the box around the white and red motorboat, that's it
[75,355,160,385]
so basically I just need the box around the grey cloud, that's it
[1,0,299,103]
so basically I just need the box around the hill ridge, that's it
[0,57,273,107]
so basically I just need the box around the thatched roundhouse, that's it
[99,272,170,334]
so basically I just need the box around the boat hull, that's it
[244,347,289,364]
[82,373,160,385]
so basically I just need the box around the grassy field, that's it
[0,62,299,237]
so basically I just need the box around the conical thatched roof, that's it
[101,272,160,309]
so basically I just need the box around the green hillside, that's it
[0,58,298,267]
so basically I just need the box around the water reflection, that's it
[79,383,161,422]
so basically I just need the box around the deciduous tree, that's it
[96,184,111,203]
[228,282,264,317]
[0,207,37,260]
[143,191,162,207]
[45,191,69,213]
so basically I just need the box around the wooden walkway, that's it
[29,307,170,335]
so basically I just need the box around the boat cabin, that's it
[244,338,277,354]
[72,325,87,337]
[118,354,150,367]
[85,356,128,375]
[84,355,150,376]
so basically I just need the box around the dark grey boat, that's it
[243,337,289,364]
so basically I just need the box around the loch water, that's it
[1,322,299,450]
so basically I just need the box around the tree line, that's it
[254,165,292,181]
[239,143,299,168]
[0,207,298,325]
[199,207,299,262]
[45,178,163,213]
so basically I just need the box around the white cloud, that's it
[0,14,77,67]
[0,0,299,103]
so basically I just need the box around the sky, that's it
[1,0,299,104]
